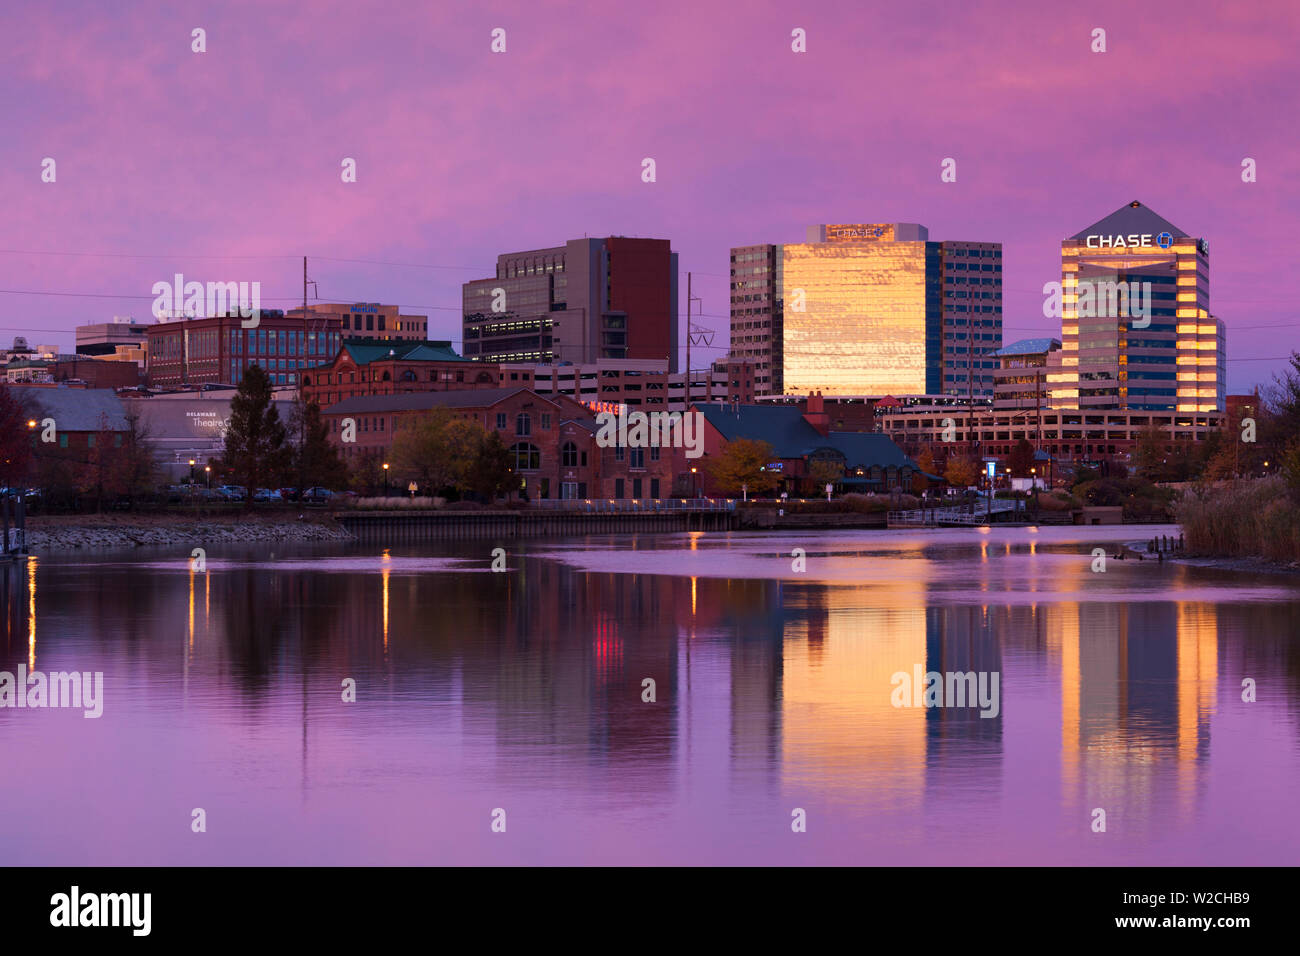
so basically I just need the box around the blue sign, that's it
[1156,232,1173,249]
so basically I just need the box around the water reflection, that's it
[1,530,1298,865]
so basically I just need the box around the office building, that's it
[463,237,678,369]
[731,224,1001,398]
[75,317,152,356]
[513,357,756,411]
[145,310,344,388]
[1059,201,1225,412]
[286,303,428,341]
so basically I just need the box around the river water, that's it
[2,524,1297,865]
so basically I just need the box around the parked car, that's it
[278,487,301,502]
[253,488,280,502]
[217,485,246,501]
[302,487,333,504]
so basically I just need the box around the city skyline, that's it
[3,0,1296,395]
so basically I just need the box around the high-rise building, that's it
[1058,201,1225,412]
[463,237,678,370]
[730,224,1002,398]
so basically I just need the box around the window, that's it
[495,413,507,430]
[516,413,531,436]
[541,414,551,430]
[629,448,644,469]
[562,442,578,467]
[614,446,624,462]
[650,446,660,462]
[509,442,540,470]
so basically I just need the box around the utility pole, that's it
[1035,369,1042,451]
[686,271,691,402]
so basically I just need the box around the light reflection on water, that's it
[1,525,1298,865]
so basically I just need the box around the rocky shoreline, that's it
[23,514,353,550]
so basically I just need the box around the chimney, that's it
[804,390,830,436]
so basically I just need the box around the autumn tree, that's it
[0,387,34,491]
[944,455,981,489]
[806,458,843,495]
[705,439,780,497]
[391,406,465,495]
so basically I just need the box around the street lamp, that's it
[383,462,389,497]
[690,466,698,499]
[204,465,211,490]
[188,458,196,483]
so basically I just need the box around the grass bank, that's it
[1175,476,1300,562]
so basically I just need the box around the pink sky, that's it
[3,0,1297,392]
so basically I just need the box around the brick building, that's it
[49,358,143,389]
[322,387,677,500]
[146,311,344,388]
[301,339,528,407]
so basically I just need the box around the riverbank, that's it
[24,513,353,550]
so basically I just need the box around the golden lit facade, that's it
[1059,201,1225,412]
[780,227,942,395]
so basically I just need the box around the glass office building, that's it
[758,224,1000,397]
[1058,201,1225,412]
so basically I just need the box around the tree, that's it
[1132,424,1175,482]
[915,445,936,477]
[221,364,289,509]
[78,412,118,511]
[0,387,34,491]
[391,406,463,495]
[289,399,347,493]
[461,428,513,502]
[944,455,980,488]
[114,410,160,506]
[1005,438,1035,478]
[806,459,843,495]
[706,439,780,497]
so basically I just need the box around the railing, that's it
[530,498,737,513]
[888,498,1024,527]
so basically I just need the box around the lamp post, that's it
[188,459,197,514]
[205,465,211,490]
[690,466,698,499]
[383,462,389,497]
[1030,466,1038,515]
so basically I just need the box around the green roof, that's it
[338,339,469,366]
